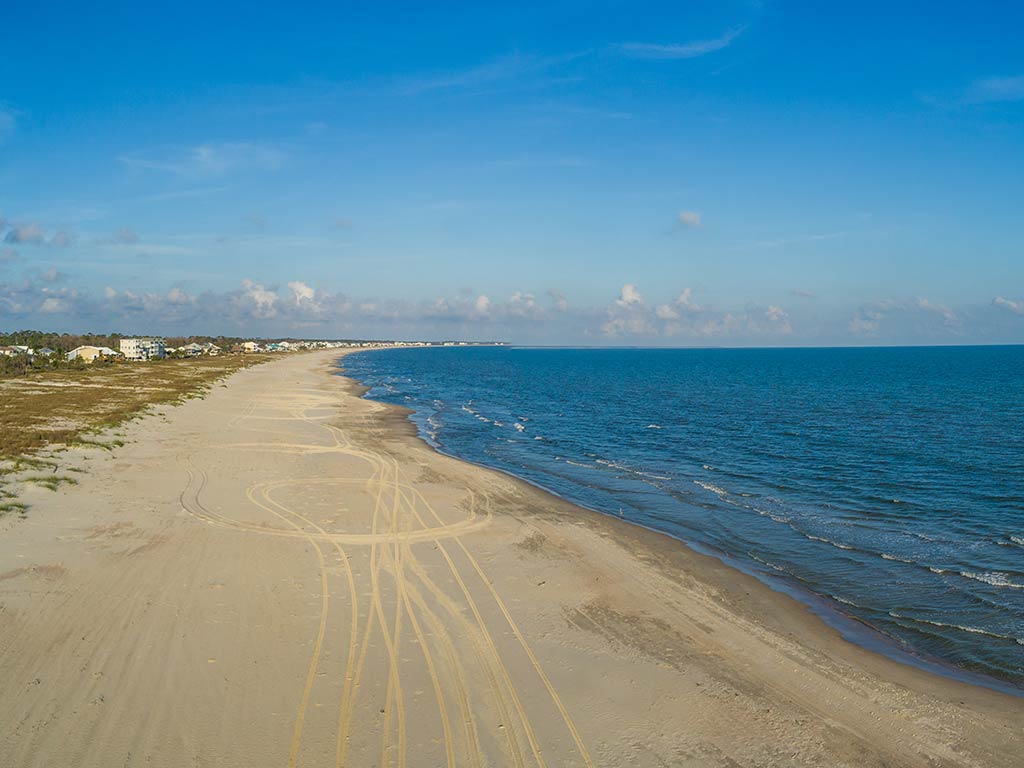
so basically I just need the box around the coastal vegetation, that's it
[0,330,278,375]
[0,353,272,460]
[0,354,274,515]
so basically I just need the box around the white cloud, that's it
[121,142,285,178]
[605,284,794,340]
[848,315,880,333]
[100,228,138,245]
[916,297,958,326]
[675,287,700,310]
[39,297,68,314]
[402,51,583,94]
[288,280,317,305]
[507,291,544,318]
[615,283,644,307]
[4,222,46,244]
[848,300,896,334]
[616,28,745,60]
[0,221,77,247]
[166,287,192,305]
[548,289,568,312]
[605,284,654,335]
[0,274,1004,345]
[765,305,790,330]
[850,298,962,336]
[677,210,702,228]
[754,232,846,249]
[602,313,653,336]
[654,288,700,321]
[240,279,279,318]
[964,75,1024,105]
[993,296,1024,315]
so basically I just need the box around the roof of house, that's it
[69,345,120,355]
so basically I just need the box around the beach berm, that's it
[0,349,1020,767]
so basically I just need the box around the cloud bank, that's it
[1,271,1019,345]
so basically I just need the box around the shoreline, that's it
[1,349,1020,767]
[336,348,1024,698]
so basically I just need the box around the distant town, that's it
[0,332,507,375]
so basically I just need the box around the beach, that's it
[0,349,1020,768]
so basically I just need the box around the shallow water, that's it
[342,346,1024,687]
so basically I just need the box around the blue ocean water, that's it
[341,346,1024,688]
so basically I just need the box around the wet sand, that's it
[0,349,1020,767]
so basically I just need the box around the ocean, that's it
[341,346,1024,689]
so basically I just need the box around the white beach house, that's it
[120,337,167,361]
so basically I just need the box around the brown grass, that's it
[0,355,273,461]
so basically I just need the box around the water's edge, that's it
[335,349,1024,698]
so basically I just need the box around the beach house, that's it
[66,345,120,363]
[120,337,167,361]
[0,345,32,357]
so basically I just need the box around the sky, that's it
[2,0,1023,345]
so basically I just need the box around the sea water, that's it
[342,346,1024,688]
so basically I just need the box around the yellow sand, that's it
[0,349,1020,767]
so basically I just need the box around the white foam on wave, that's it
[1009,535,1024,546]
[806,534,854,550]
[694,479,728,497]
[881,553,915,563]
[929,567,1024,590]
[513,423,526,432]
[753,507,791,524]
[830,594,864,608]
[749,552,791,575]
[959,571,1024,590]
[646,424,661,429]
[888,612,1023,643]
[593,458,671,481]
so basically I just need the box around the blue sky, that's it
[2,1,1023,344]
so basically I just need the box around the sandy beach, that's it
[0,349,1020,768]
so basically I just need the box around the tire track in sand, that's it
[180,377,592,767]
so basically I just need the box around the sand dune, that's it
[0,349,1020,767]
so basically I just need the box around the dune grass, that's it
[0,354,272,462]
